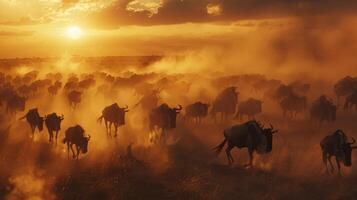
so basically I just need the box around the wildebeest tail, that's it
[97,116,103,124]
[213,136,227,155]
[18,115,26,121]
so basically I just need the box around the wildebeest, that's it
[211,87,238,122]
[133,89,160,111]
[279,93,307,118]
[78,77,96,91]
[334,76,357,102]
[184,101,210,124]
[67,90,81,109]
[310,95,337,124]
[45,113,64,143]
[320,130,357,175]
[271,82,310,101]
[19,108,44,137]
[62,125,90,159]
[344,91,357,110]
[98,103,129,137]
[213,120,278,167]
[6,94,26,115]
[149,104,182,143]
[235,98,263,120]
[47,81,62,96]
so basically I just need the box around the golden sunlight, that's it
[66,26,82,39]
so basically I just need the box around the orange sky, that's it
[0,0,356,58]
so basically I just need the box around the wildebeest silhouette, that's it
[184,101,210,124]
[67,90,81,109]
[211,87,238,122]
[310,95,336,124]
[19,108,44,137]
[62,125,90,159]
[98,103,129,138]
[45,113,64,143]
[320,130,357,175]
[279,92,307,118]
[235,98,263,120]
[213,120,277,167]
[149,103,182,143]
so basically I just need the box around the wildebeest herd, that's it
[1,70,357,176]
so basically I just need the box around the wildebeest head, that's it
[80,135,91,154]
[262,124,278,152]
[340,138,357,166]
[169,105,182,128]
[119,105,129,124]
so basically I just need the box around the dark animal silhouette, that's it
[272,84,294,100]
[184,101,210,124]
[271,82,310,100]
[78,78,96,90]
[334,76,357,102]
[62,125,90,159]
[320,130,357,175]
[45,113,64,143]
[344,91,357,110]
[289,81,311,95]
[211,87,238,121]
[19,108,44,137]
[279,93,307,118]
[213,121,278,167]
[47,81,62,96]
[235,98,262,120]
[98,103,129,137]
[133,89,160,111]
[149,104,182,143]
[6,94,26,114]
[310,95,337,124]
[67,90,81,109]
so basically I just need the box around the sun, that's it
[66,26,82,39]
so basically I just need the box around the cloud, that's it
[1,0,357,28]
[86,0,357,27]
[126,0,163,17]
[206,3,222,16]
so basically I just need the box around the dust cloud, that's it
[1,15,357,199]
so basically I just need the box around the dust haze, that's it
[1,15,357,200]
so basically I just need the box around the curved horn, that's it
[60,114,64,119]
[87,135,91,141]
[270,123,274,130]
[174,104,183,110]
[124,105,129,109]
[349,137,356,145]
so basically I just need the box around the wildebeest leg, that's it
[67,143,70,159]
[335,157,341,176]
[322,152,329,174]
[30,125,35,138]
[104,120,109,137]
[114,124,118,137]
[109,122,113,137]
[76,146,80,159]
[55,131,59,145]
[327,155,334,173]
[48,130,53,142]
[225,143,234,165]
[70,144,76,159]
